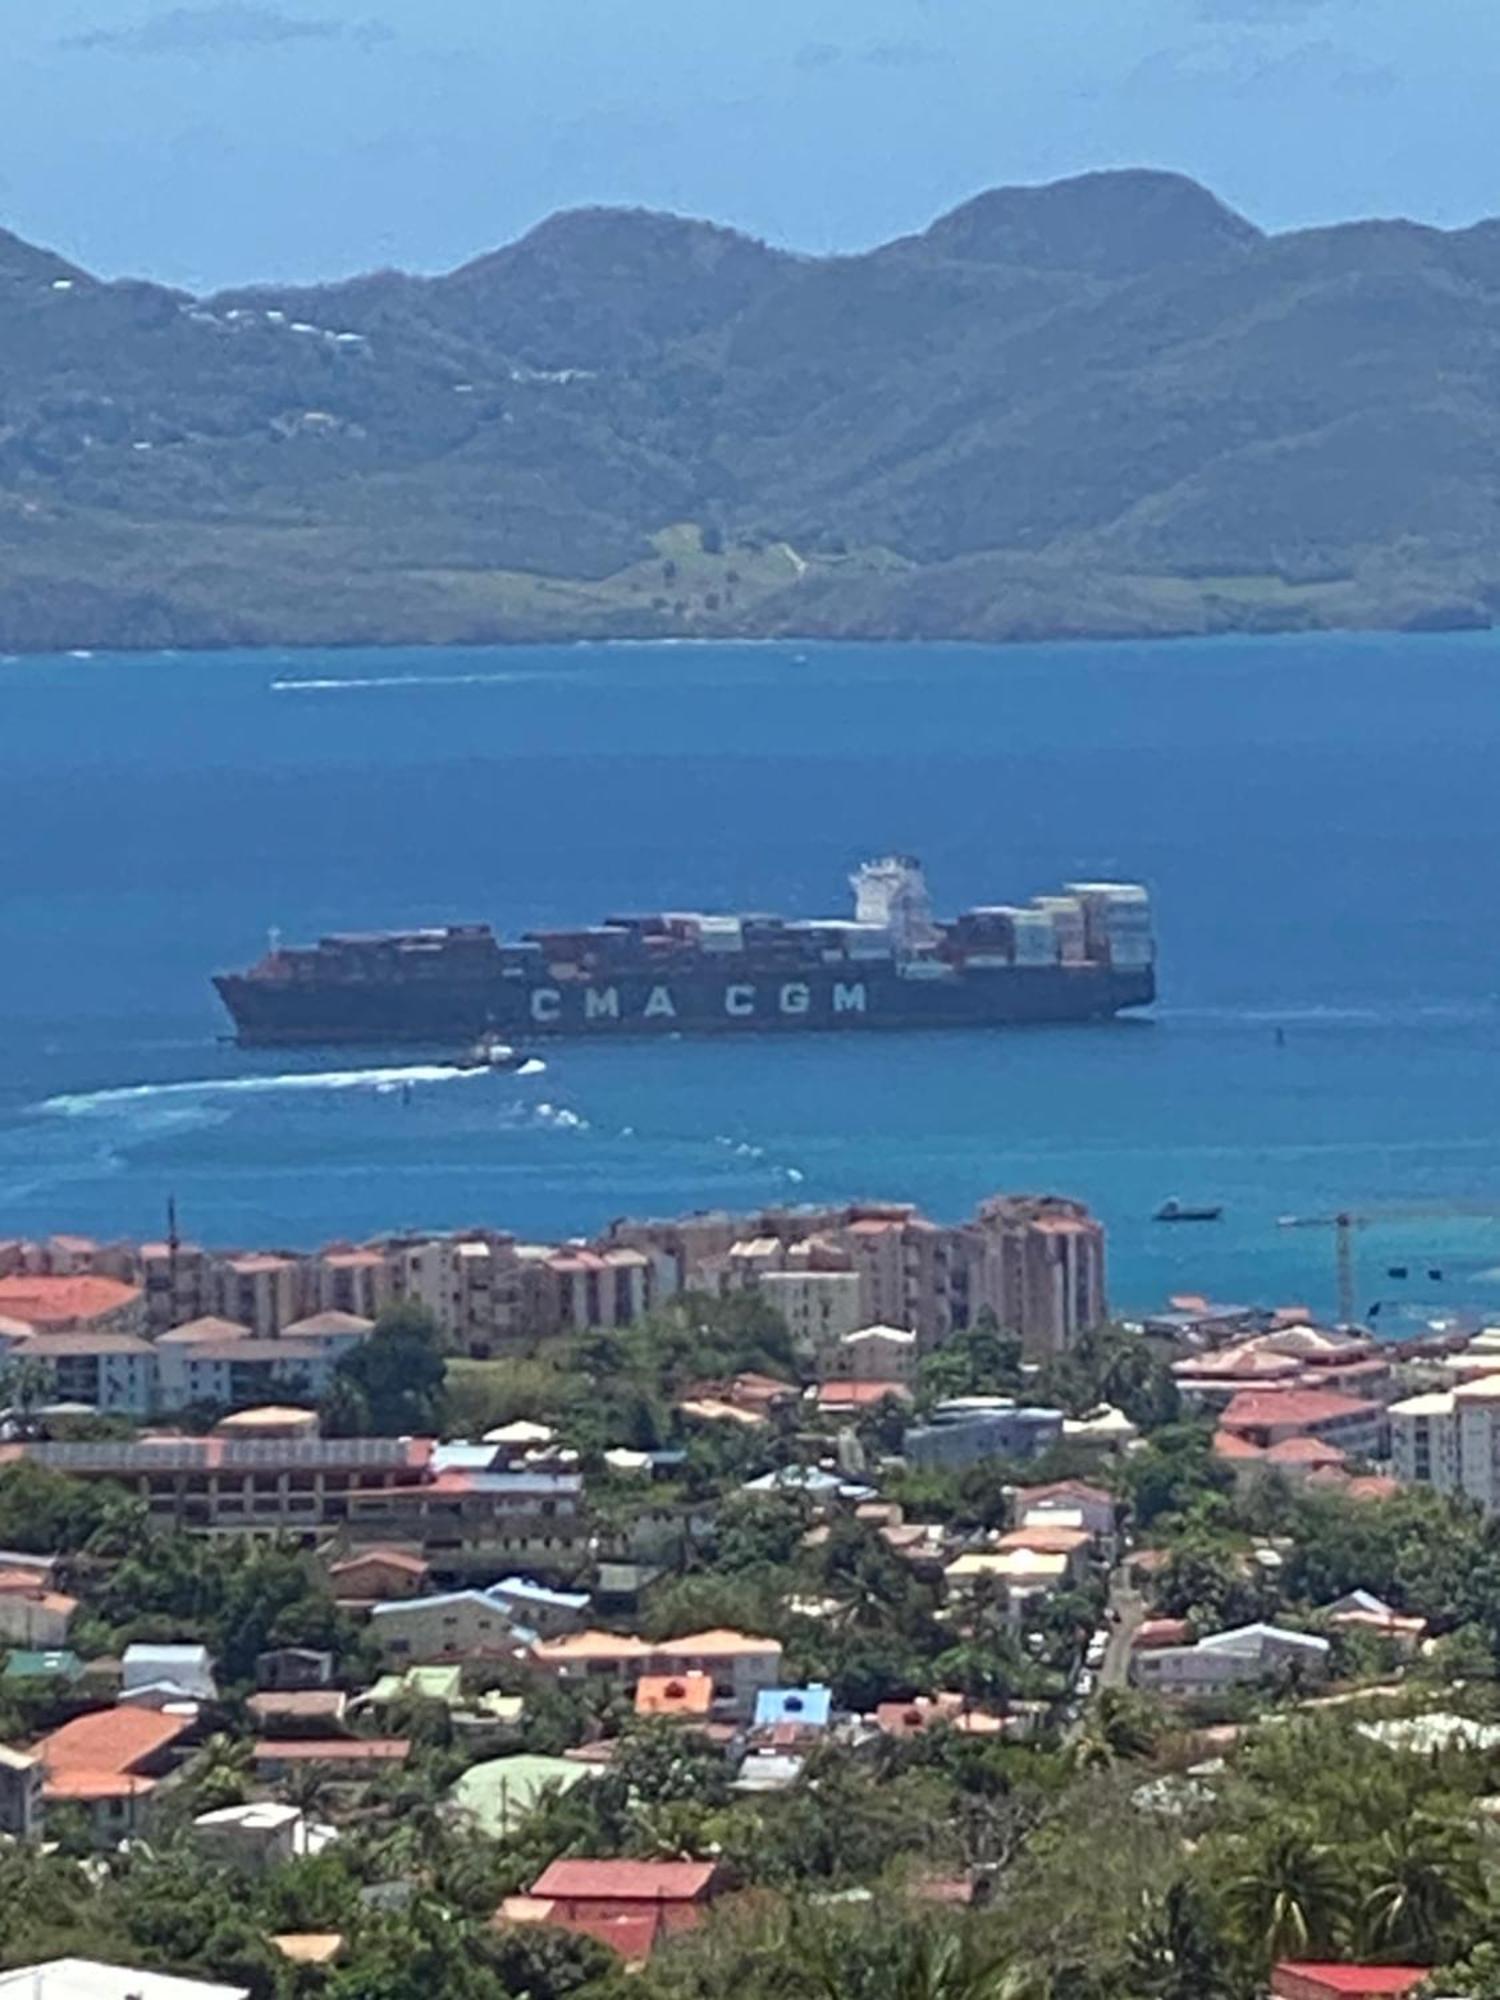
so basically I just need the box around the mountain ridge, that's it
[1,168,1497,655]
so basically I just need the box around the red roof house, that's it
[1271,1964,1428,2000]
[526,1857,721,1941]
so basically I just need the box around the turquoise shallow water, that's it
[4,630,1500,1318]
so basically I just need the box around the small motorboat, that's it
[455,1032,527,1072]
[1154,1198,1224,1224]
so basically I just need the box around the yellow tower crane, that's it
[1280,1202,1500,1326]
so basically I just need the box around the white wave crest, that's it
[271,671,538,692]
[534,1102,588,1131]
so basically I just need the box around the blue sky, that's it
[8,0,1499,290]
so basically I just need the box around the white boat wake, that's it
[39,1058,544,1117]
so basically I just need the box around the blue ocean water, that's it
[4,631,1500,1319]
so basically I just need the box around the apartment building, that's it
[210,1256,299,1338]
[606,1193,1106,1356]
[0,1435,586,1570]
[756,1269,864,1359]
[1390,1373,1500,1510]
[1,1331,157,1416]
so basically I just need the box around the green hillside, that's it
[1,169,1497,653]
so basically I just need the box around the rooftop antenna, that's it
[167,1193,180,1308]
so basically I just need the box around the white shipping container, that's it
[1033,896,1087,963]
[698,917,743,953]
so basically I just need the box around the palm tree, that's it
[1358,1811,1484,1962]
[1221,1823,1353,1963]
[803,1919,1041,2000]
[1127,1880,1241,2000]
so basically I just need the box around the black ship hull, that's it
[215,962,1155,1047]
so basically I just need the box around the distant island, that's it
[3,166,1499,656]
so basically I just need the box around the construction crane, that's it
[1278,1201,1500,1326]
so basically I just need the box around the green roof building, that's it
[448,1753,594,1836]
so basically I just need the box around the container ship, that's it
[213,858,1156,1047]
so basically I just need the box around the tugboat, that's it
[455,1032,528,1072]
[1154,1198,1224,1223]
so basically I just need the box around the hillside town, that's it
[3,1194,1500,1999]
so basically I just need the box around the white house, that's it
[1130,1622,1330,1696]
[0,1964,247,2000]
[825,1324,918,1382]
[122,1643,217,1704]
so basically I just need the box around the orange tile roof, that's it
[816,1380,913,1408]
[329,1547,428,1578]
[532,1630,655,1665]
[1265,1437,1348,1467]
[41,1705,191,1776]
[531,1858,718,1903]
[1220,1388,1379,1430]
[635,1672,713,1717]
[995,1525,1091,1554]
[253,1737,409,1762]
[1213,1429,1267,1460]
[0,1275,140,1326]
[659,1628,782,1659]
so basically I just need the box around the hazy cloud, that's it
[62,4,390,55]
[1194,0,1333,18]
[796,38,948,72]
[1130,35,1393,98]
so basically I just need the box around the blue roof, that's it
[492,1576,590,1611]
[370,1589,510,1620]
[754,1684,833,1729]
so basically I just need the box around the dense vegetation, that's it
[3,168,1499,654]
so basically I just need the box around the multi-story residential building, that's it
[606,1192,1106,1356]
[531,1628,783,1721]
[1216,1387,1387,1461]
[0,1330,157,1416]
[370,1588,523,1662]
[0,1435,586,1572]
[313,1248,391,1321]
[1390,1373,1500,1510]
[903,1396,1065,1472]
[210,1256,299,1338]
[756,1269,864,1359]
[138,1239,214,1334]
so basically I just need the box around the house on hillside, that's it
[1129,1623,1330,1697]
[505,1858,722,1963]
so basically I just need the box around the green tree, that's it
[326,1301,447,1436]
[1220,1823,1352,1965]
[1125,1880,1240,2000]
[1357,1812,1484,1963]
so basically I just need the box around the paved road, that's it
[1100,1563,1147,1690]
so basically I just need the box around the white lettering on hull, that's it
[529,977,872,1025]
